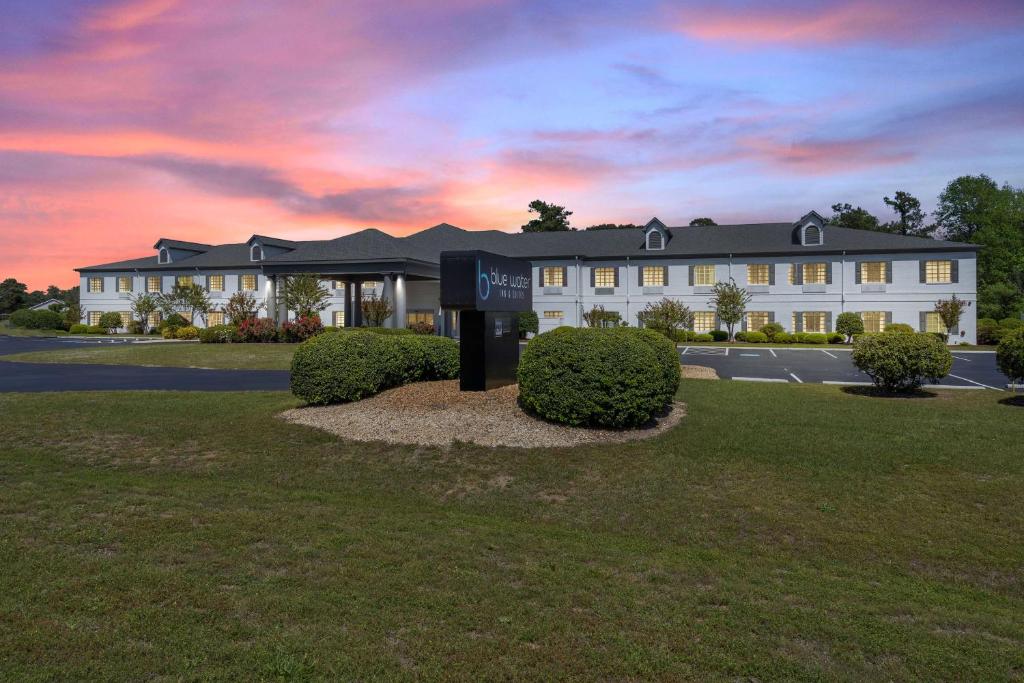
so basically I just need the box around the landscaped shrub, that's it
[710,330,728,342]
[827,332,845,344]
[834,312,864,342]
[692,333,713,342]
[69,323,89,334]
[999,318,1024,331]
[338,326,413,336]
[393,335,460,383]
[10,308,65,330]
[159,313,189,336]
[852,331,953,392]
[175,325,199,340]
[290,331,408,405]
[280,315,323,342]
[793,332,827,344]
[199,324,240,343]
[407,320,436,335]
[744,331,768,343]
[127,320,145,335]
[884,323,915,335]
[734,331,748,342]
[772,332,793,343]
[517,327,679,429]
[760,322,784,340]
[977,318,1002,345]
[996,328,1024,386]
[517,310,538,339]
[238,317,278,343]
[87,325,106,334]
[98,312,123,333]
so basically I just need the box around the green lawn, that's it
[1,381,1022,679]
[4,342,298,370]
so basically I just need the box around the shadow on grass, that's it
[840,385,938,400]
[998,395,1024,408]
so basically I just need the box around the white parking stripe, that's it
[821,349,837,359]
[948,373,1003,391]
[822,380,873,386]
[924,384,984,390]
[768,348,777,357]
[789,373,803,383]
[733,377,789,383]
[952,355,971,362]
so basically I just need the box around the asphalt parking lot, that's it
[679,346,1011,390]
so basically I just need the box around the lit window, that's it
[543,310,564,319]
[862,311,886,333]
[693,264,716,286]
[788,265,796,285]
[207,311,224,326]
[208,275,225,292]
[147,311,162,328]
[925,260,951,284]
[542,267,565,287]
[803,263,827,284]
[860,262,885,284]
[147,276,162,293]
[593,267,616,288]
[641,266,665,287]
[240,274,257,291]
[747,264,770,286]
[116,276,132,293]
[693,311,716,333]
[407,311,433,326]
[121,312,132,327]
[177,275,194,287]
[746,312,770,332]
[801,312,826,334]
[89,311,102,326]
[88,277,103,293]
[331,280,345,290]
[333,311,345,327]
[179,311,193,324]
[925,311,944,333]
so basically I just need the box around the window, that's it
[693,311,716,333]
[800,312,826,334]
[333,311,345,327]
[88,277,103,293]
[788,265,796,285]
[207,311,224,326]
[641,266,665,287]
[593,267,616,288]
[250,245,263,261]
[240,274,257,291]
[121,311,132,327]
[803,263,827,285]
[208,275,225,292]
[179,311,193,323]
[543,310,564,319]
[331,280,345,291]
[542,267,565,287]
[116,276,132,293]
[924,311,944,334]
[746,312,770,332]
[747,264,770,286]
[925,260,951,284]
[803,225,822,245]
[89,311,102,326]
[176,275,194,287]
[158,248,169,264]
[860,262,885,284]
[147,311,162,328]
[646,231,663,250]
[407,310,433,326]
[693,264,716,286]
[862,311,886,333]
[147,276,162,293]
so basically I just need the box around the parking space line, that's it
[789,373,803,383]
[820,349,837,359]
[768,348,777,358]
[733,377,789,383]
[948,373,1003,391]
[822,380,872,386]
[952,355,971,362]
[925,384,984,390]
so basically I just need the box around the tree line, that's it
[0,280,78,316]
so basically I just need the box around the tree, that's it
[708,278,751,341]
[129,293,158,333]
[689,217,717,226]
[934,174,1007,243]
[582,305,622,328]
[223,291,263,326]
[0,278,28,314]
[157,283,211,325]
[61,303,84,330]
[882,191,933,237]
[584,223,640,231]
[361,293,393,327]
[521,200,573,233]
[517,310,538,338]
[835,312,865,342]
[830,203,881,232]
[637,298,694,340]
[996,328,1024,388]
[283,274,330,318]
[98,312,123,334]
[934,295,967,341]
[978,281,1023,320]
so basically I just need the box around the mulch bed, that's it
[280,380,685,449]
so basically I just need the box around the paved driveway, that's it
[679,346,1009,390]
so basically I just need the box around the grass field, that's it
[1,380,1022,679]
[3,342,298,370]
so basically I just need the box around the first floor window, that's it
[121,312,132,327]
[593,267,616,288]
[746,311,770,332]
[860,262,885,284]
[641,266,666,287]
[147,311,162,328]
[147,276,161,293]
[89,311,102,326]
[331,280,345,291]
[543,310,564,319]
[542,267,565,287]
[925,260,952,284]
[924,311,944,334]
[333,311,345,327]
[693,311,716,333]
[861,311,886,333]
[240,274,257,291]
[747,264,770,286]
[88,277,103,293]
[207,311,224,326]
[693,264,716,286]
[407,310,433,326]
[179,311,193,324]
[798,312,826,334]
[177,275,194,287]
[208,274,225,292]
[803,262,827,285]
[116,276,132,293]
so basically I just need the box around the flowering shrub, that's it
[238,317,279,343]
[175,325,199,340]
[280,315,324,342]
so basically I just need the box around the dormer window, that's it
[158,248,170,264]
[646,231,663,250]
[250,245,263,261]
[644,217,668,251]
[802,224,822,246]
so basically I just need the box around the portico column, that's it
[267,275,278,324]
[352,280,363,327]
[343,281,353,327]
[277,276,288,323]
[382,275,396,328]
[394,274,407,331]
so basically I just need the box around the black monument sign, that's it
[440,250,532,391]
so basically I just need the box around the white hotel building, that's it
[77,211,979,343]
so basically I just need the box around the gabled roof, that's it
[248,235,299,249]
[153,238,212,252]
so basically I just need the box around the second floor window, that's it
[116,276,132,293]
[693,264,716,286]
[543,310,564,319]
[803,263,827,285]
[208,275,225,292]
[860,262,885,284]
[925,260,952,283]
[641,266,665,287]
[747,264,770,286]
[207,311,225,326]
[177,275,194,287]
[147,276,161,293]
[542,267,565,287]
[88,277,103,293]
[593,267,616,288]
[693,311,716,333]
[240,274,257,291]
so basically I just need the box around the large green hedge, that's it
[9,308,64,330]
[996,328,1024,384]
[517,327,679,429]
[291,331,459,405]
[852,331,953,392]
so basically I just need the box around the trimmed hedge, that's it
[710,330,728,342]
[760,322,784,340]
[773,332,793,343]
[996,328,1024,384]
[852,331,952,392]
[69,323,89,334]
[692,333,713,342]
[291,331,459,405]
[517,327,679,429]
[10,309,65,330]
[199,324,240,343]
[884,323,915,335]
[87,325,106,334]
[175,325,199,340]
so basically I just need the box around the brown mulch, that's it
[680,364,719,380]
[281,380,686,449]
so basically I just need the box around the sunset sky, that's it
[2,0,1023,289]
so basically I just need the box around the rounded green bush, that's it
[517,327,678,429]
[773,332,793,343]
[794,332,827,344]
[692,333,714,342]
[199,324,239,343]
[734,331,748,342]
[760,322,784,340]
[292,331,405,405]
[710,330,728,342]
[1000,318,1024,331]
[393,335,460,383]
[10,308,65,330]
[175,325,199,340]
[827,332,845,344]
[744,331,768,343]
[884,323,915,334]
[69,323,89,334]
[977,318,1002,345]
[835,312,864,340]
[852,331,953,392]
[996,328,1024,384]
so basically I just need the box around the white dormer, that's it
[153,238,211,264]
[644,217,668,251]
[792,211,826,246]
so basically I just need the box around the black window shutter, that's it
[794,264,803,285]
[825,262,833,285]
[688,266,694,286]
[589,268,595,288]
[613,267,619,288]
[768,311,775,323]
[885,311,893,326]
[855,262,862,284]
[919,260,927,283]
[886,261,893,283]
[638,266,644,287]
[825,311,833,332]
[951,259,959,283]
[741,314,747,332]
[769,264,775,285]
[663,266,669,286]
[919,311,927,331]
[795,313,803,332]
[538,267,544,287]
[237,275,243,291]
[561,266,568,287]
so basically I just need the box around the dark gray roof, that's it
[153,238,213,251]
[250,235,299,249]
[78,221,977,272]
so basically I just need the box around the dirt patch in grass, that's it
[280,380,685,449]
[680,364,718,380]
